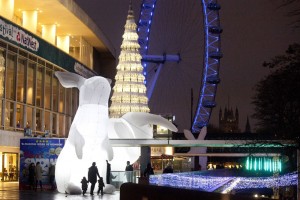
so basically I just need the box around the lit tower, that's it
[109,2,150,118]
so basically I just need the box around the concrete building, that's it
[0,0,115,182]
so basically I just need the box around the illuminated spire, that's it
[109,2,150,118]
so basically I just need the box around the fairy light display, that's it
[149,171,297,193]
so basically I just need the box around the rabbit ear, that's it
[184,129,195,140]
[106,78,112,85]
[55,71,86,89]
[197,126,207,140]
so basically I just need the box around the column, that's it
[0,50,5,98]
[57,36,70,53]
[41,24,56,45]
[140,146,151,177]
[22,10,38,34]
[0,0,14,20]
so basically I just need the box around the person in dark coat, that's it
[125,161,134,182]
[97,177,105,195]
[81,176,88,195]
[35,162,43,190]
[106,160,111,184]
[88,162,100,195]
[28,163,35,190]
[163,164,173,174]
[143,163,154,177]
[48,163,56,190]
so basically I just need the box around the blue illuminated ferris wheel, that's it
[137,0,222,133]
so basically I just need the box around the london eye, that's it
[136,0,222,132]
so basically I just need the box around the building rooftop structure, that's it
[14,0,115,54]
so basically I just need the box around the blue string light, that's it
[149,171,297,193]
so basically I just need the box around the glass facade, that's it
[0,39,79,138]
[0,152,18,182]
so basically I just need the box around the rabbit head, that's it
[55,72,111,106]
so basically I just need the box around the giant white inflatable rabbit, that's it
[108,112,178,171]
[55,72,113,194]
[54,72,178,194]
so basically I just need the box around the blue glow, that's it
[137,0,158,95]
[150,171,298,193]
[192,0,221,133]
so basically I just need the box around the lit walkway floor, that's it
[0,182,120,200]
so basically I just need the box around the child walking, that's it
[97,177,105,195]
[81,176,88,195]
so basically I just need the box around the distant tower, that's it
[219,105,240,133]
[245,116,251,133]
[109,2,150,118]
[235,107,239,125]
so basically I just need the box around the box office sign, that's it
[19,138,65,190]
[0,19,39,52]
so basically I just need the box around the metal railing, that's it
[110,170,139,190]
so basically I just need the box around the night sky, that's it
[75,0,300,132]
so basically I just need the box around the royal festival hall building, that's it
[0,0,115,182]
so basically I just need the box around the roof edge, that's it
[58,0,116,58]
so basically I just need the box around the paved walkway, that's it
[0,182,120,200]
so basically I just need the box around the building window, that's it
[59,84,65,113]
[26,106,33,129]
[52,75,59,112]
[6,54,16,100]
[66,89,71,115]
[52,113,57,136]
[58,114,64,137]
[0,100,3,127]
[44,111,50,132]
[0,40,80,136]
[16,104,24,129]
[16,58,26,103]
[36,66,44,108]
[45,70,51,109]
[35,108,42,132]
[5,101,14,128]
[27,62,35,105]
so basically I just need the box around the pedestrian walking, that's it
[81,176,88,195]
[88,162,100,195]
[49,163,56,190]
[35,162,43,190]
[143,163,154,177]
[97,177,105,195]
[106,160,111,184]
[28,163,35,190]
[125,161,133,182]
